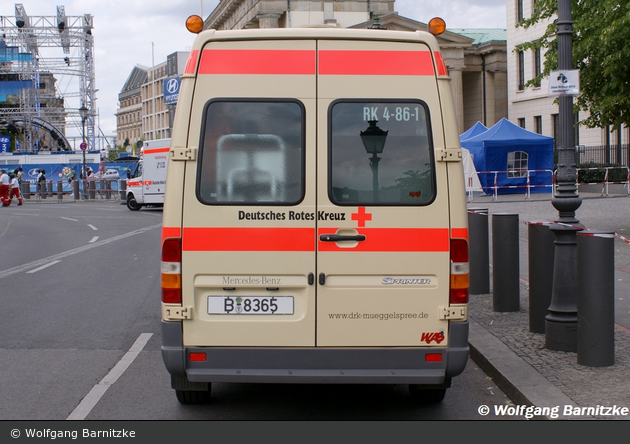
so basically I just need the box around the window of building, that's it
[518,51,525,90]
[534,116,542,134]
[507,151,528,178]
[534,47,542,87]
[197,100,305,205]
[517,0,524,22]
[329,100,435,205]
[518,118,526,128]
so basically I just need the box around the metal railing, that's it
[573,166,630,196]
[472,169,554,201]
[20,179,126,202]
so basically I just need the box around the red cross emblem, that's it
[351,207,372,228]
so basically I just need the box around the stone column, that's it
[258,12,282,29]
[449,67,464,134]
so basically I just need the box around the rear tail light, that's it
[161,238,182,304]
[450,238,469,304]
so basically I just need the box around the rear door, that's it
[315,39,452,347]
[181,39,318,347]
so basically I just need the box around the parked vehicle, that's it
[160,21,469,404]
[126,139,170,210]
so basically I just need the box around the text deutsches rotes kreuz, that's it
[238,211,347,221]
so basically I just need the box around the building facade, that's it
[203,0,508,134]
[507,0,628,156]
[116,65,147,149]
[116,52,189,147]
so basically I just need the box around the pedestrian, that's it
[37,169,47,198]
[14,167,25,185]
[9,173,22,206]
[0,169,10,206]
[67,168,77,185]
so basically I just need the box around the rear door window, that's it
[329,100,435,205]
[197,100,305,205]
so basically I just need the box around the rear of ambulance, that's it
[160,25,469,404]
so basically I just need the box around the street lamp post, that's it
[360,120,388,201]
[79,105,88,195]
[546,0,583,352]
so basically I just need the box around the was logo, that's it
[421,332,445,344]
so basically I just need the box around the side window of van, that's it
[329,100,435,205]
[197,100,305,205]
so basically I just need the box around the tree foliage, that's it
[515,0,630,129]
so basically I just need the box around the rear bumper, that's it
[161,320,469,384]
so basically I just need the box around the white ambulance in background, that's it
[126,138,170,211]
[160,21,470,404]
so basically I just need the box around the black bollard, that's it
[528,220,555,333]
[468,208,490,294]
[72,180,80,200]
[21,181,30,199]
[492,213,520,312]
[577,230,615,367]
[57,181,63,201]
[120,179,127,202]
[89,180,96,200]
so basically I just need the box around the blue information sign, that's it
[164,76,180,105]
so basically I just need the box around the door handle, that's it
[319,234,366,242]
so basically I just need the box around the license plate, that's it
[208,296,294,315]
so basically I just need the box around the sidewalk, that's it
[467,192,630,420]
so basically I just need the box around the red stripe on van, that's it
[318,50,435,76]
[317,228,449,252]
[162,227,182,243]
[182,227,316,251]
[143,147,170,154]
[434,51,448,76]
[451,228,469,241]
[197,49,316,75]
[184,50,199,74]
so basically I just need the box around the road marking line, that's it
[61,217,79,222]
[66,333,153,421]
[88,224,98,231]
[0,223,161,280]
[89,236,99,243]
[26,260,62,274]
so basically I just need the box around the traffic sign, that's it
[80,142,87,150]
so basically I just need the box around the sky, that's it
[0,0,507,143]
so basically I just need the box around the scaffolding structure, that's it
[0,4,95,152]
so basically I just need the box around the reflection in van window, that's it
[198,101,304,204]
[330,101,434,205]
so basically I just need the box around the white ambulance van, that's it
[161,20,469,404]
[126,139,170,210]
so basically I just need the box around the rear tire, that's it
[409,385,447,403]
[126,194,141,211]
[175,386,212,404]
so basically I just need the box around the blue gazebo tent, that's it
[460,121,488,141]
[460,118,554,194]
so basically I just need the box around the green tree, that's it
[515,0,630,129]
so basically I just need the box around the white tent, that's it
[462,147,484,199]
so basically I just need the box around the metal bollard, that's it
[577,230,615,367]
[72,180,80,200]
[57,181,63,201]
[528,220,555,333]
[89,180,96,200]
[21,181,30,199]
[468,208,490,294]
[120,179,127,202]
[492,213,520,312]
[47,180,54,197]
